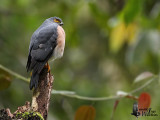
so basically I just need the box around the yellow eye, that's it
[54,19,60,23]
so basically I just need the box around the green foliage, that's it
[119,0,144,23]
[16,112,44,120]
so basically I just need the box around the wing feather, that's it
[26,23,58,89]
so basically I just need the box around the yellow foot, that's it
[44,62,50,72]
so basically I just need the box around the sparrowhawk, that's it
[26,17,65,90]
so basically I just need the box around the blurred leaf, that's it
[126,23,138,44]
[110,22,138,53]
[74,105,96,120]
[138,92,151,113]
[110,22,126,53]
[0,68,12,90]
[119,0,143,23]
[134,72,154,83]
[126,30,160,69]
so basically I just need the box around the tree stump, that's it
[32,68,54,120]
[0,68,54,120]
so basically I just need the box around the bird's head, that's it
[49,17,63,26]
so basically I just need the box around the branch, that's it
[0,64,29,83]
[52,90,120,101]
[52,77,157,101]
[129,77,155,94]
[0,64,157,101]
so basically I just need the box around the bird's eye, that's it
[54,19,60,23]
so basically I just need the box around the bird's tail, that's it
[30,72,39,90]
[29,62,46,90]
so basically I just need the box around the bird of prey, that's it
[26,17,65,90]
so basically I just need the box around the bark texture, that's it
[0,68,54,120]
[32,68,53,120]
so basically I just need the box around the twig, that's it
[52,77,157,101]
[52,90,120,101]
[130,78,155,94]
[0,64,29,83]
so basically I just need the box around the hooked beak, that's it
[60,22,64,26]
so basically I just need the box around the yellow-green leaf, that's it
[126,23,138,44]
[74,105,96,120]
[110,22,138,53]
[110,22,126,53]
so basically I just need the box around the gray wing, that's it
[26,24,58,89]
[27,24,57,71]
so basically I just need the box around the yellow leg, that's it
[44,62,50,72]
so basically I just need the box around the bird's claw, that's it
[44,62,50,72]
